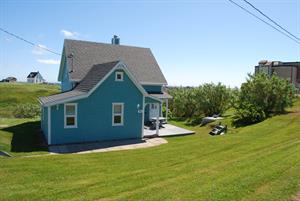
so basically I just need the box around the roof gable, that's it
[75,61,119,92]
[59,39,167,85]
[27,72,38,78]
[39,61,160,106]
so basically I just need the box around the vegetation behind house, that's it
[167,74,297,126]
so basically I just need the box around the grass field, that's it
[0,84,299,200]
[0,83,60,117]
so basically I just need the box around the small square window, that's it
[66,105,75,115]
[114,104,122,113]
[115,72,123,81]
[66,117,75,126]
[114,115,122,124]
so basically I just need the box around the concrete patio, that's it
[144,124,195,137]
[49,137,167,154]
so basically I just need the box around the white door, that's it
[149,103,159,119]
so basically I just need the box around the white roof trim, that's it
[140,82,167,86]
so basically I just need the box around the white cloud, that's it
[61,29,79,38]
[37,59,60,65]
[32,44,47,55]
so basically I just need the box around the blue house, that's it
[39,38,172,145]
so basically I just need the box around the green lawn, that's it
[0,83,299,200]
[0,98,299,200]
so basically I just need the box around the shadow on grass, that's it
[171,117,204,126]
[2,121,48,153]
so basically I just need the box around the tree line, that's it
[167,73,298,126]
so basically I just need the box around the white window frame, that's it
[64,103,78,128]
[115,71,124,81]
[112,103,124,126]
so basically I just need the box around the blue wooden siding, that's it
[48,69,143,145]
[61,57,73,92]
[41,106,48,142]
[142,85,162,93]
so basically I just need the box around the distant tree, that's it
[233,73,297,126]
[195,83,231,116]
[168,83,232,118]
[168,87,197,118]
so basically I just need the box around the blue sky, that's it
[0,0,299,87]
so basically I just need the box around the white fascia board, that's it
[140,82,167,86]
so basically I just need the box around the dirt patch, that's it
[292,192,300,201]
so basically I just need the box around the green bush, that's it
[233,73,297,126]
[233,104,266,126]
[168,87,198,118]
[13,104,40,118]
[168,83,232,118]
[195,83,232,116]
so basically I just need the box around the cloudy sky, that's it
[0,0,299,87]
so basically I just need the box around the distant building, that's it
[27,71,45,83]
[255,60,300,88]
[1,77,17,83]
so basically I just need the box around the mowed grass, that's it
[0,83,60,117]
[0,83,59,156]
[0,99,299,200]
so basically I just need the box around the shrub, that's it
[168,83,232,119]
[195,83,232,116]
[168,87,198,118]
[13,104,40,118]
[233,73,297,126]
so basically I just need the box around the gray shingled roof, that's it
[27,72,38,78]
[39,90,86,105]
[75,61,119,92]
[39,61,119,105]
[62,39,167,84]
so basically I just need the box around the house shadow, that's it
[2,121,48,153]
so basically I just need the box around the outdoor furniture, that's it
[149,117,166,130]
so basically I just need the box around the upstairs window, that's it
[115,71,123,81]
[64,103,77,128]
[112,103,124,126]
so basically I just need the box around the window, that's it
[112,103,124,126]
[151,103,158,110]
[64,103,77,128]
[115,71,123,81]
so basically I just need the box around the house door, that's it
[149,103,159,119]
